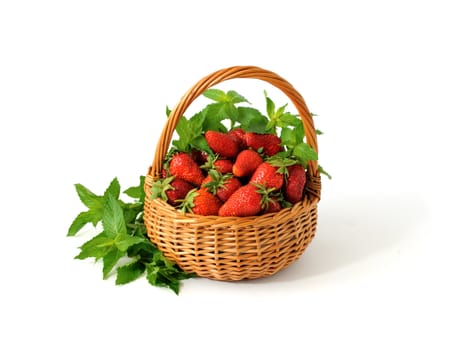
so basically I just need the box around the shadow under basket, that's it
[143,66,322,281]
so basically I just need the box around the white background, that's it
[1,0,451,349]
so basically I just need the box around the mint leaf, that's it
[280,127,297,148]
[115,234,145,252]
[279,113,301,128]
[116,261,146,285]
[201,89,249,131]
[172,112,207,152]
[264,90,275,118]
[75,232,115,260]
[67,211,95,236]
[146,250,195,294]
[202,103,234,132]
[318,165,332,179]
[203,89,248,104]
[124,176,145,202]
[75,184,102,209]
[69,178,121,236]
[191,135,210,153]
[104,177,120,200]
[226,90,248,104]
[203,89,227,102]
[293,143,318,162]
[102,247,123,279]
[102,193,127,238]
[237,107,268,133]
[173,116,191,151]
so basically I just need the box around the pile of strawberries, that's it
[151,129,306,217]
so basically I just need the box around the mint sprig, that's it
[68,176,195,294]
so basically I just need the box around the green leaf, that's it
[203,89,227,102]
[75,184,102,209]
[75,232,114,260]
[280,127,297,148]
[173,116,191,151]
[115,234,145,252]
[201,103,233,131]
[191,135,210,153]
[318,165,332,179]
[102,247,124,279]
[172,111,207,152]
[67,211,95,236]
[102,193,127,238]
[293,143,319,162]
[116,261,146,285]
[146,263,182,294]
[226,90,248,104]
[279,113,301,128]
[264,90,275,118]
[145,250,196,294]
[104,177,120,199]
[236,106,268,133]
[123,176,145,202]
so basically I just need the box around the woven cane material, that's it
[144,66,321,281]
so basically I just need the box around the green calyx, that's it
[150,176,175,202]
[201,169,231,195]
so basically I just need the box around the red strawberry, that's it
[284,164,306,204]
[245,132,282,156]
[169,152,204,186]
[161,168,169,178]
[217,177,241,202]
[166,178,194,206]
[232,149,263,177]
[181,188,222,216]
[262,198,282,214]
[214,159,233,174]
[218,184,263,217]
[228,128,247,150]
[205,130,239,159]
[202,170,242,202]
[250,162,284,190]
[190,149,209,165]
[150,176,194,206]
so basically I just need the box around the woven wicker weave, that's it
[144,66,321,281]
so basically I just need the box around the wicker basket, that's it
[143,66,321,281]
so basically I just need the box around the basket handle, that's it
[150,66,319,178]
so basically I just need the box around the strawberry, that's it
[181,188,222,216]
[228,128,247,150]
[200,154,233,174]
[161,168,169,178]
[214,159,233,174]
[245,132,282,156]
[250,162,284,190]
[205,130,239,159]
[262,198,282,214]
[190,149,209,166]
[284,164,306,204]
[202,170,242,202]
[218,184,263,217]
[150,176,194,206]
[232,149,263,177]
[169,152,204,186]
